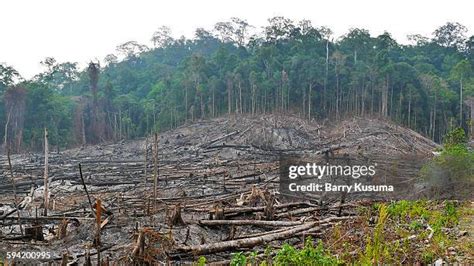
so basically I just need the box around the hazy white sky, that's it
[1,0,473,78]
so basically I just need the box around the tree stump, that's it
[167,203,185,226]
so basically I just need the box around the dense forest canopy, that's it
[1,17,474,152]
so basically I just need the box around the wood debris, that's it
[0,114,439,264]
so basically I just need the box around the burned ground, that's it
[0,114,471,265]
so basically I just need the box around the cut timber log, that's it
[200,130,240,148]
[275,203,355,218]
[174,216,356,255]
[198,219,303,227]
[1,216,86,224]
[174,221,316,255]
[205,144,251,150]
[203,201,318,215]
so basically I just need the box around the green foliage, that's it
[388,200,430,220]
[409,220,424,231]
[421,250,436,264]
[247,251,258,265]
[430,201,459,230]
[437,129,473,180]
[387,200,458,231]
[196,256,206,266]
[273,237,341,266]
[443,201,458,225]
[421,128,473,199]
[230,252,247,266]
[358,200,466,264]
[360,204,390,265]
[443,127,467,147]
[228,238,340,266]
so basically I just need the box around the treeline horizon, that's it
[1,17,474,152]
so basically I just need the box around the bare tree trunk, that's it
[336,70,340,119]
[81,113,86,145]
[144,137,148,185]
[251,84,256,115]
[118,109,122,140]
[239,81,243,114]
[212,86,215,117]
[398,90,403,121]
[153,133,158,211]
[43,128,49,216]
[3,109,11,150]
[185,87,188,121]
[370,82,374,114]
[460,77,463,126]
[429,108,433,140]
[308,83,312,120]
[381,76,389,117]
[302,86,306,119]
[227,78,232,115]
[95,199,102,265]
[433,93,437,141]
[324,40,329,112]
[200,93,205,119]
[114,113,118,141]
[7,149,23,235]
[280,80,284,111]
[390,81,394,117]
[470,100,474,140]
[408,86,412,127]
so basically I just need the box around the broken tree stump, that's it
[211,203,225,220]
[166,203,185,226]
[264,190,275,220]
[24,224,44,241]
[131,230,145,258]
[57,219,68,239]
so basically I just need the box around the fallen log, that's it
[233,227,289,240]
[205,144,251,150]
[275,203,355,218]
[200,130,241,148]
[173,221,316,255]
[1,216,88,223]
[174,216,356,255]
[198,219,303,227]
[201,201,318,214]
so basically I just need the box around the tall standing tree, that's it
[0,64,21,94]
[151,26,173,48]
[87,62,105,143]
[451,59,472,125]
[3,86,27,152]
[433,22,468,50]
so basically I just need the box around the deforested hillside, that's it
[3,114,471,265]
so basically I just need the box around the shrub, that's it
[274,237,341,266]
